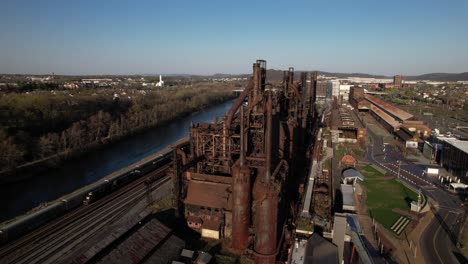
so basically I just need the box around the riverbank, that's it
[0,136,186,226]
[0,99,234,222]
[0,94,236,184]
[0,82,241,176]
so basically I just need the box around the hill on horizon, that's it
[256,69,468,82]
[4,71,468,82]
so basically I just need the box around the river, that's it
[0,100,233,222]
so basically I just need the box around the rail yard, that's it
[0,154,173,263]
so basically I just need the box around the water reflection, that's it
[0,100,233,222]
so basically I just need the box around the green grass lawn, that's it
[359,165,418,230]
[335,146,347,160]
[335,143,366,161]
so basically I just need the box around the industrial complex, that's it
[0,60,467,264]
[171,61,319,263]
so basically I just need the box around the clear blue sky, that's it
[1,0,467,76]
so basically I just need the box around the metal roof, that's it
[437,136,468,154]
[302,160,317,217]
[365,94,414,121]
[202,219,221,230]
[331,107,364,129]
[395,128,414,141]
[350,231,374,264]
[305,233,339,264]
[341,155,357,166]
[332,213,347,264]
[347,215,362,234]
[341,184,356,208]
[370,105,400,129]
[450,183,468,189]
[184,180,231,209]
[342,169,365,181]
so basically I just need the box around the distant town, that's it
[0,74,249,91]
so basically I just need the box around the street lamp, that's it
[397,160,401,179]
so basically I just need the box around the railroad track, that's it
[0,164,170,264]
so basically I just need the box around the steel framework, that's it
[172,60,319,263]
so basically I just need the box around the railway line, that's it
[0,164,170,264]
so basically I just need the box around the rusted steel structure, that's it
[172,60,318,263]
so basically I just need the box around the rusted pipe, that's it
[231,104,251,252]
[288,118,296,159]
[253,62,261,107]
[289,83,303,102]
[312,71,318,103]
[252,220,286,259]
[223,122,227,158]
[265,94,272,182]
[240,105,245,166]
[231,159,251,252]
[271,159,288,180]
[225,80,253,128]
[253,181,279,264]
[176,148,187,165]
[283,71,289,94]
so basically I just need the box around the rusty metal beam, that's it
[176,59,317,263]
[225,80,253,128]
[289,83,303,102]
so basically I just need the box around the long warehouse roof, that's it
[365,94,414,121]
[370,105,400,129]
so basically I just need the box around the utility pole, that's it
[397,160,401,179]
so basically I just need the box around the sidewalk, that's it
[356,112,437,263]
[355,171,434,264]
[375,211,432,264]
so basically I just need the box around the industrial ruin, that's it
[170,60,319,263]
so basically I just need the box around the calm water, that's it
[0,100,233,222]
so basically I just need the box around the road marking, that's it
[395,218,410,235]
[432,214,449,264]
[391,216,411,235]
[391,217,405,230]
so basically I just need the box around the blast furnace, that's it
[172,60,318,263]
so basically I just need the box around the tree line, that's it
[0,83,238,172]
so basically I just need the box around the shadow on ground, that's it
[452,251,468,264]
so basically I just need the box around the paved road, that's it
[365,122,466,263]
[420,187,466,264]
[365,126,432,188]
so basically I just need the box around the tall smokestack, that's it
[265,94,272,182]
[312,71,317,103]
[231,104,251,251]
[283,71,289,94]
[288,67,294,87]
[254,98,278,263]
[253,62,260,104]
